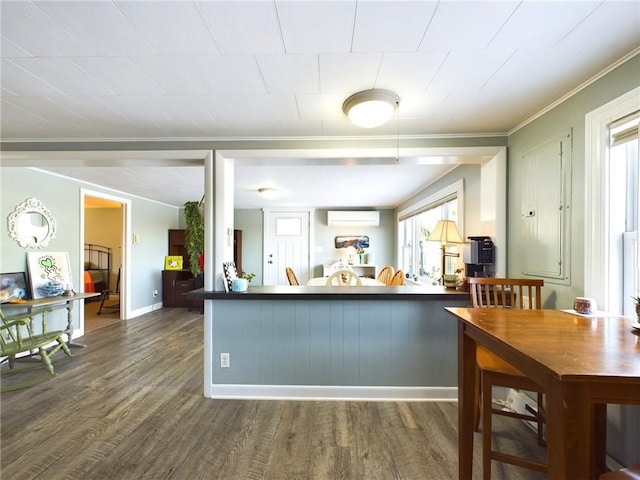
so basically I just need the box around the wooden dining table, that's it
[445,307,640,480]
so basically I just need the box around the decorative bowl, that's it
[37,281,65,297]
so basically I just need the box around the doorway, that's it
[83,193,125,333]
[263,210,312,286]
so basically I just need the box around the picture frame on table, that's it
[26,251,73,299]
[164,256,183,270]
[0,272,30,303]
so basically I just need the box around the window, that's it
[585,86,640,314]
[398,181,463,284]
[610,112,639,316]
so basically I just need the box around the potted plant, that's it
[632,296,640,320]
[232,272,255,292]
[184,201,204,277]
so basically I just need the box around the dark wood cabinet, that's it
[233,229,242,274]
[162,270,194,308]
[163,229,241,309]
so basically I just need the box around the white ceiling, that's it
[1,1,639,208]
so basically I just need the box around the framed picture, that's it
[334,235,370,249]
[0,272,30,302]
[164,256,183,270]
[27,251,73,299]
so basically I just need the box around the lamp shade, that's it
[342,89,399,128]
[426,220,463,245]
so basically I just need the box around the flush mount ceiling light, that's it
[342,89,400,128]
[258,187,279,199]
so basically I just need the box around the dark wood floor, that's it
[1,307,546,480]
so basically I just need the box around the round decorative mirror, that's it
[7,198,57,249]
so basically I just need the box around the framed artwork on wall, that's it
[334,235,370,249]
[27,252,73,299]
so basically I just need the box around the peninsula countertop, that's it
[188,285,469,301]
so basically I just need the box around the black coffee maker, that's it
[463,236,494,278]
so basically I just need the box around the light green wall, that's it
[1,167,181,331]
[507,54,640,309]
[234,209,263,284]
[507,54,640,467]
[313,208,395,277]
[396,163,483,238]
[235,208,397,281]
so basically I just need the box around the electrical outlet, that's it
[220,352,230,368]
[153,290,158,297]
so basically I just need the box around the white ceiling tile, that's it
[99,96,167,127]
[195,56,266,94]
[71,57,164,96]
[377,51,448,92]
[319,53,383,93]
[484,46,588,94]
[5,95,87,123]
[196,1,284,55]
[1,98,51,125]
[35,1,155,56]
[1,59,65,96]
[114,1,220,55]
[352,1,437,52]
[556,1,640,49]
[135,56,212,95]
[3,96,97,136]
[427,49,516,96]
[1,1,638,205]
[0,36,32,57]
[242,94,300,122]
[0,1,91,56]
[256,54,319,94]
[145,95,215,136]
[419,1,518,51]
[488,0,600,49]
[9,57,114,96]
[297,93,348,121]
[276,1,355,53]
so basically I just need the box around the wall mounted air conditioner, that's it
[327,210,380,227]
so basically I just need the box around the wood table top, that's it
[1,292,100,309]
[446,307,640,382]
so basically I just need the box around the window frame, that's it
[585,86,640,310]
[397,180,464,281]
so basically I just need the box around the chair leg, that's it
[38,346,55,376]
[536,392,545,446]
[482,370,493,480]
[474,364,482,431]
[58,337,72,358]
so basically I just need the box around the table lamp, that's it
[426,220,463,284]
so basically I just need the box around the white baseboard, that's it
[207,384,458,401]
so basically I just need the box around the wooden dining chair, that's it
[468,276,546,479]
[326,269,362,286]
[285,267,299,286]
[376,265,395,285]
[389,269,404,286]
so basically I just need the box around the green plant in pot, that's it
[232,272,255,292]
[184,201,204,277]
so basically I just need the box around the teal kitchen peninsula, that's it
[189,286,468,400]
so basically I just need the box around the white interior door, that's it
[263,210,311,286]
